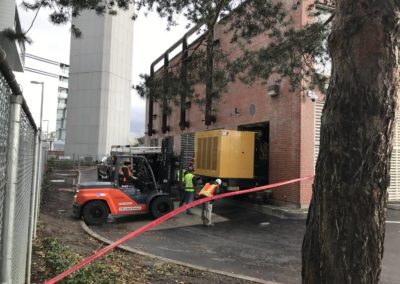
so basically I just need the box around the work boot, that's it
[186,211,194,215]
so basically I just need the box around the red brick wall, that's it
[145,0,317,207]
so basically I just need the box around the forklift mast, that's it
[159,137,175,192]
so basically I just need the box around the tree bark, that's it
[302,1,400,283]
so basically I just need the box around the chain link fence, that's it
[12,111,36,283]
[0,62,11,269]
[0,49,42,283]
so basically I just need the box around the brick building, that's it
[144,1,400,207]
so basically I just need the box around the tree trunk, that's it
[302,1,400,283]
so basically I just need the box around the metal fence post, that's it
[25,131,39,284]
[1,95,23,284]
[34,137,43,238]
[32,132,41,238]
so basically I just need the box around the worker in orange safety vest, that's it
[118,160,138,185]
[198,179,222,227]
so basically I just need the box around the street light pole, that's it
[43,119,49,149]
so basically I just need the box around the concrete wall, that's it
[65,9,133,157]
[0,0,15,30]
[0,0,24,71]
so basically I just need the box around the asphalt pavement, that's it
[79,169,400,284]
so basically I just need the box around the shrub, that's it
[42,237,119,283]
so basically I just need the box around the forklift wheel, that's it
[82,201,109,225]
[150,196,174,219]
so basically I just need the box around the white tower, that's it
[65,9,133,157]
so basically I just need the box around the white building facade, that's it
[14,54,69,146]
[65,9,134,157]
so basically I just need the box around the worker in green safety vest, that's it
[179,168,196,215]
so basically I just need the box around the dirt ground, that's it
[31,167,256,284]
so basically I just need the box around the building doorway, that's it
[238,122,269,185]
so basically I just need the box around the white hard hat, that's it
[215,179,222,185]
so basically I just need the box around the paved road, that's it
[80,169,400,283]
[382,208,400,284]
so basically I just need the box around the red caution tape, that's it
[45,176,313,284]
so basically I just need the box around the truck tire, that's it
[82,201,109,225]
[150,196,174,219]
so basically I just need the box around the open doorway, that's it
[238,122,269,185]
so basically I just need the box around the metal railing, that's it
[0,47,42,284]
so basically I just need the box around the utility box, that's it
[194,130,255,178]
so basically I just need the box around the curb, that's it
[80,221,278,284]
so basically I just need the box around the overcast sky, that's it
[17,3,189,138]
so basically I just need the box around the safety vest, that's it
[176,170,185,182]
[184,173,195,192]
[198,183,218,198]
[118,166,132,182]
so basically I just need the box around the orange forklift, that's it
[73,155,174,225]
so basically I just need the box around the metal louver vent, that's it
[197,136,218,171]
[181,133,195,169]
[211,136,218,170]
[314,101,324,169]
[388,117,400,201]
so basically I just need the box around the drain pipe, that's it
[1,95,23,284]
[25,131,40,284]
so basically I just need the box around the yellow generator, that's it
[194,130,255,179]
